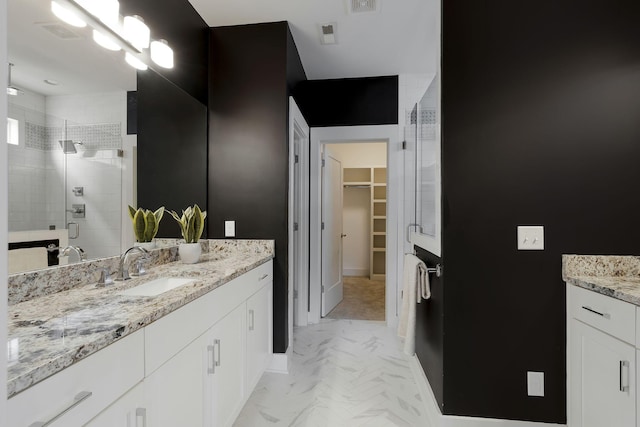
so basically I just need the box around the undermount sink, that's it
[119,277,196,297]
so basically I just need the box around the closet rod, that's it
[343,184,370,189]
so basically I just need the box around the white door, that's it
[86,383,145,427]
[570,319,636,427]
[321,148,344,316]
[246,282,273,392]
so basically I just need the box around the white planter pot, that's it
[179,242,201,264]
[135,241,156,251]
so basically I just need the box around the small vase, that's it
[135,241,156,251]
[179,242,201,264]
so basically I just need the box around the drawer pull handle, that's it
[207,344,216,374]
[29,391,92,427]
[136,407,147,427]
[581,306,610,319]
[249,309,255,331]
[620,360,630,392]
[214,339,221,367]
[259,273,269,281]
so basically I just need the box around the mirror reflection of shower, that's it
[60,120,84,240]
[58,139,84,154]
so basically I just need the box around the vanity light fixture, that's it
[150,39,174,69]
[125,53,148,71]
[50,0,174,71]
[123,15,150,51]
[51,0,86,28]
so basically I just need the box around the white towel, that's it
[8,247,49,274]
[398,254,431,356]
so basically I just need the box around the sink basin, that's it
[119,277,196,297]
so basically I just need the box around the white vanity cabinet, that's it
[568,285,636,427]
[86,382,146,427]
[142,259,273,427]
[246,280,273,393]
[7,329,144,427]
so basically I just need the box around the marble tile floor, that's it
[325,277,386,321]
[234,319,429,427]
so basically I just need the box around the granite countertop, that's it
[7,241,274,398]
[563,255,640,306]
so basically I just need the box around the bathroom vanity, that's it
[7,240,274,427]
[564,255,640,427]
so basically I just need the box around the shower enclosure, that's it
[7,103,123,265]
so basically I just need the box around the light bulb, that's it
[93,0,120,27]
[125,53,148,71]
[93,30,121,51]
[51,1,87,28]
[123,15,150,50]
[150,39,174,69]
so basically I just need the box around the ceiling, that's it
[189,0,438,80]
[7,0,437,97]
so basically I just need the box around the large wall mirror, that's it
[7,0,136,274]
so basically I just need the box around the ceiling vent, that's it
[349,0,380,14]
[319,23,337,45]
[40,23,82,40]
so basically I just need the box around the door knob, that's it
[341,234,347,238]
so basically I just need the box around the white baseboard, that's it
[343,269,369,277]
[267,345,292,374]
[409,356,566,427]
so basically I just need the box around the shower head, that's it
[59,140,83,154]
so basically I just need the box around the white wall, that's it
[328,142,386,277]
[2,0,10,416]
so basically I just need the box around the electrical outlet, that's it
[517,226,544,250]
[527,371,544,397]
[224,221,235,237]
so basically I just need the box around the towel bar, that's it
[427,264,443,278]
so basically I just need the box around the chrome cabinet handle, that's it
[29,391,92,427]
[620,360,630,392]
[581,305,611,319]
[259,273,269,281]
[214,339,221,367]
[249,309,255,331]
[207,344,215,374]
[136,408,147,427]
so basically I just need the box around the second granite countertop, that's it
[8,241,274,398]
[563,254,640,307]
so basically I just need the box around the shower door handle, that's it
[68,222,79,239]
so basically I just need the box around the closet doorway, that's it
[323,142,387,321]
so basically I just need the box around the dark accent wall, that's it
[130,0,209,238]
[126,91,137,135]
[294,76,398,127]
[208,22,306,353]
[137,71,208,238]
[120,0,209,103]
[438,0,640,423]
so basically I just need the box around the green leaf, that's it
[128,205,137,221]
[133,209,146,242]
[143,210,157,242]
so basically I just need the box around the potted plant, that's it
[128,206,165,250]
[169,204,207,263]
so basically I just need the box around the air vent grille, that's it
[40,24,81,40]
[350,0,378,13]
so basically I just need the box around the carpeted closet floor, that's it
[325,276,385,321]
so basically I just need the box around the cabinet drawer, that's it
[8,330,144,427]
[570,285,636,345]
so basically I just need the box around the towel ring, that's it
[426,264,443,278]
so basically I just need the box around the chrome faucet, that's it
[115,246,150,281]
[57,245,86,262]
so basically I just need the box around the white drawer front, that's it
[8,330,144,427]
[570,285,636,345]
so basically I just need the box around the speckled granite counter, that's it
[7,239,274,398]
[563,255,640,306]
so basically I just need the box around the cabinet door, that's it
[246,282,273,392]
[85,382,145,427]
[570,319,636,427]
[208,303,246,427]
[145,332,209,427]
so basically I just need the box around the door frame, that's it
[309,125,400,327]
[288,97,309,333]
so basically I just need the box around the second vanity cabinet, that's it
[9,259,273,427]
[568,285,637,427]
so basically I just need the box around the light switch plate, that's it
[517,226,544,250]
[224,221,235,237]
[527,371,544,397]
